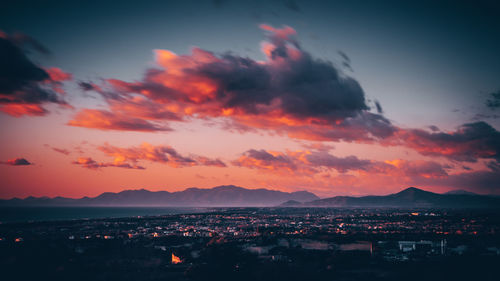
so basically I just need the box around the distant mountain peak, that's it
[211,185,244,190]
[279,200,303,207]
[398,187,424,193]
[1,185,319,207]
[291,190,314,195]
[391,187,437,200]
[304,186,499,208]
[4,186,496,208]
[119,188,151,193]
[444,189,478,195]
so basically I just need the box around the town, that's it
[1,208,499,280]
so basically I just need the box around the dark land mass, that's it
[2,186,499,209]
[282,187,500,208]
[0,208,499,281]
[0,185,318,207]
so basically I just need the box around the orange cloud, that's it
[98,143,198,168]
[384,159,448,179]
[73,143,227,170]
[0,103,46,117]
[68,109,171,132]
[72,157,144,170]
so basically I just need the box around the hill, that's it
[0,185,319,207]
[302,187,499,208]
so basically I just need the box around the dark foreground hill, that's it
[0,185,319,207]
[283,187,500,208]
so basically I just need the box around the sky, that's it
[1,0,500,199]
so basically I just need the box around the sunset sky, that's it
[1,0,500,199]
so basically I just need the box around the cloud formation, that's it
[1,157,32,166]
[0,31,72,116]
[486,90,500,109]
[412,169,500,195]
[73,143,226,170]
[66,25,500,166]
[69,25,390,142]
[232,148,500,193]
[233,149,303,173]
[52,147,70,155]
[233,148,454,181]
[389,122,500,163]
[68,109,172,132]
[72,157,144,170]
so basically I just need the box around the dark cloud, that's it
[246,149,294,165]
[305,152,387,173]
[232,149,299,172]
[287,111,397,142]
[52,147,70,155]
[44,144,70,155]
[300,142,335,152]
[0,36,49,93]
[375,100,383,114]
[1,157,31,166]
[473,113,499,120]
[1,31,50,55]
[71,25,374,137]
[234,149,381,174]
[194,54,273,114]
[394,121,500,163]
[486,90,500,109]
[65,25,498,166]
[338,51,350,63]
[338,50,353,71]
[394,160,448,178]
[78,81,96,91]
[428,125,440,132]
[486,161,500,172]
[273,54,368,121]
[233,148,449,179]
[0,31,70,116]
[196,156,227,167]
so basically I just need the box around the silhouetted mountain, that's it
[304,187,500,208]
[444,189,478,195]
[279,200,303,207]
[0,185,319,207]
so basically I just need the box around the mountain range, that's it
[1,186,498,208]
[281,187,499,208]
[0,185,319,207]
